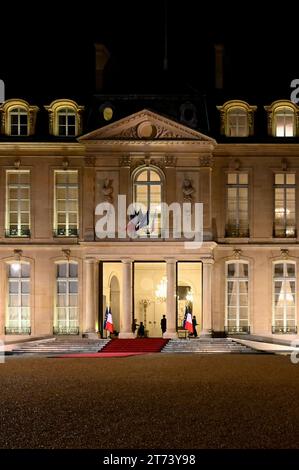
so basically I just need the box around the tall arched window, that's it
[54,261,79,335]
[133,167,163,237]
[227,107,248,137]
[274,107,295,137]
[273,262,297,333]
[225,261,249,334]
[6,261,31,335]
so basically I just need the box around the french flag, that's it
[105,306,114,333]
[184,307,193,334]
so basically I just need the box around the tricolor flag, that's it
[183,305,193,334]
[104,306,114,333]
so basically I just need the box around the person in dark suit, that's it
[137,321,145,338]
[132,318,138,334]
[161,315,167,335]
[192,315,198,337]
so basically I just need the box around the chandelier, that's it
[155,276,167,303]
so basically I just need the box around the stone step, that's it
[162,338,256,354]
[12,339,109,355]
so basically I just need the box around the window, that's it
[225,262,249,334]
[217,101,256,137]
[226,173,249,237]
[54,262,79,335]
[54,170,79,237]
[58,108,77,136]
[5,262,31,335]
[274,107,295,137]
[6,170,30,237]
[133,167,163,237]
[9,107,28,136]
[45,100,84,137]
[0,99,38,136]
[274,173,296,237]
[227,107,248,137]
[273,262,297,334]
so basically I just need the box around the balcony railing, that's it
[53,228,78,237]
[273,226,296,238]
[5,326,31,335]
[225,225,249,238]
[5,228,30,238]
[53,326,80,335]
[225,326,250,334]
[272,326,297,334]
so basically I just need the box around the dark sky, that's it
[0,1,298,102]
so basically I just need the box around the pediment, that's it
[79,109,215,143]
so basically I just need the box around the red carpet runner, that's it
[100,338,169,354]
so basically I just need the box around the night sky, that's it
[0,2,298,102]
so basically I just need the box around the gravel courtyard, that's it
[0,354,298,449]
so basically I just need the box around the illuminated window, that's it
[274,107,295,137]
[0,99,38,136]
[10,107,28,136]
[45,100,84,136]
[226,173,249,237]
[54,262,79,335]
[274,173,295,237]
[54,171,79,237]
[6,262,31,335]
[58,108,77,136]
[133,167,163,237]
[103,107,113,121]
[225,261,249,334]
[227,107,248,136]
[273,262,297,334]
[6,170,30,237]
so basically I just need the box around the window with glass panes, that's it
[226,173,249,237]
[54,171,78,236]
[57,108,77,136]
[273,262,297,333]
[9,107,28,136]
[274,107,295,137]
[226,262,249,334]
[133,168,162,237]
[6,262,30,335]
[55,262,79,335]
[6,170,30,237]
[227,107,248,137]
[274,173,296,237]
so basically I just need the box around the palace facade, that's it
[1,45,299,342]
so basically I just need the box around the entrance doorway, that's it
[134,262,166,337]
[177,262,202,335]
[100,262,122,337]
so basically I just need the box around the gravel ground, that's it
[0,354,298,449]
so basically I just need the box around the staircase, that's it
[162,338,257,354]
[101,338,169,354]
[11,337,110,355]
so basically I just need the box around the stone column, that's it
[201,258,214,336]
[164,258,177,338]
[83,258,98,338]
[119,259,134,338]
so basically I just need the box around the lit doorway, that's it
[99,262,122,338]
[177,262,202,336]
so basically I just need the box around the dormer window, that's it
[0,99,38,136]
[217,100,256,137]
[45,100,84,137]
[10,107,28,136]
[265,101,299,137]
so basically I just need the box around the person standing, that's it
[161,315,167,335]
[192,315,198,337]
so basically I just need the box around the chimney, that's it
[214,44,224,89]
[95,43,110,92]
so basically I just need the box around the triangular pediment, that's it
[79,109,215,143]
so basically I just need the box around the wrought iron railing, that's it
[225,326,250,334]
[53,326,80,335]
[5,228,30,237]
[5,326,31,335]
[272,326,297,334]
[53,228,78,237]
[225,225,249,238]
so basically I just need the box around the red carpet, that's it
[100,338,169,353]
[54,352,146,358]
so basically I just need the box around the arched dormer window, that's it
[217,100,256,137]
[45,100,84,137]
[264,101,299,137]
[132,166,163,237]
[0,99,38,136]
